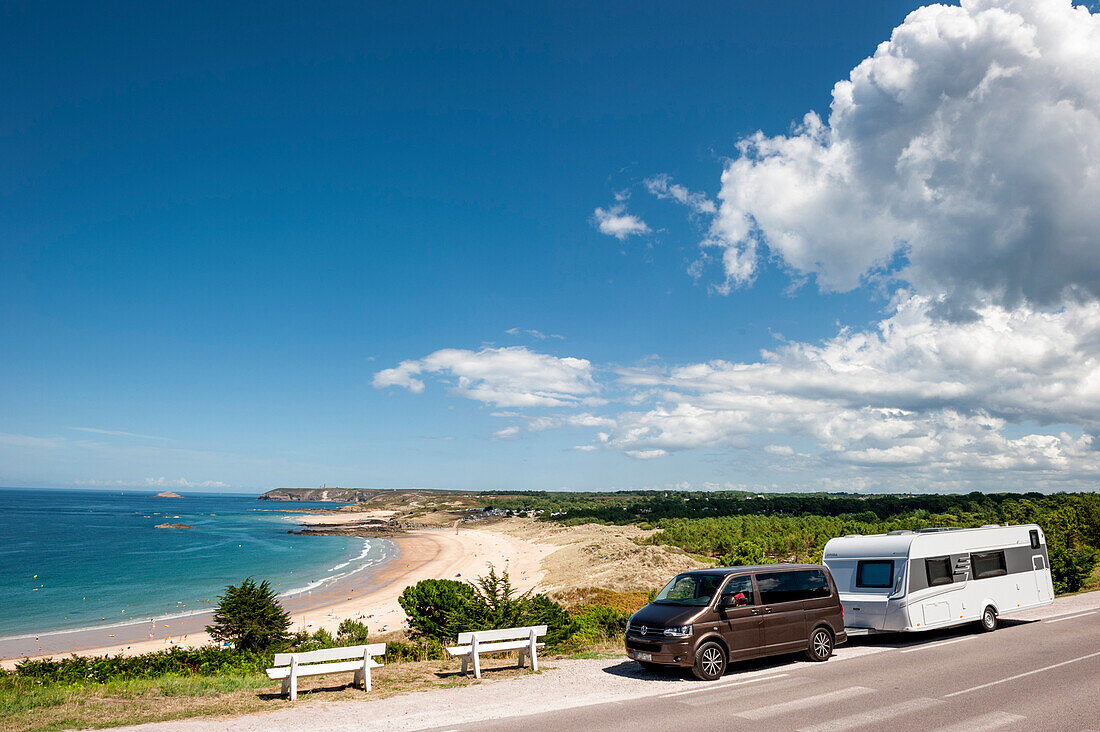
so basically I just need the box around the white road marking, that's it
[659,673,789,698]
[899,636,974,654]
[677,677,813,706]
[798,697,943,732]
[944,650,1100,697]
[933,711,1026,732]
[734,686,875,720]
[1046,610,1097,624]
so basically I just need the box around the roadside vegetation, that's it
[0,569,640,731]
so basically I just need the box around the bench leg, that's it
[353,669,362,687]
[530,637,538,672]
[517,651,525,668]
[363,664,372,692]
[281,678,290,697]
[460,657,468,675]
[472,652,481,679]
[289,673,298,701]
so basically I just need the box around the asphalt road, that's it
[441,609,1100,732]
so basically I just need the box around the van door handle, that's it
[763,607,773,614]
[751,608,760,615]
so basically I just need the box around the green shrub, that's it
[1049,543,1098,594]
[336,619,371,645]
[720,539,767,566]
[13,647,268,684]
[206,577,292,653]
[382,638,446,663]
[398,578,480,640]
[563,605,629,647]
[400,567,576,646]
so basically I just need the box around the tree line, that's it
[480,490,1099,594]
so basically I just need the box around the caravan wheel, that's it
[979,606,997,632]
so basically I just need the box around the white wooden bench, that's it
[445,625,547,679]
[266,643,386,700]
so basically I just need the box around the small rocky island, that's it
[154,491,182,498]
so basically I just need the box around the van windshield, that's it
[652,573,725,606]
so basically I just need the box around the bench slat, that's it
[446,641,544,657]
[272,642,386,666]
[454,625,547,644]
[266,659,382,680]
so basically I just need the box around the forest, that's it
[481,490,1100,594]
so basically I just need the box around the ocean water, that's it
[0,487,389,637]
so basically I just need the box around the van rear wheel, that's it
[692,641,727,680]
[979,606,997,632]
[805,627,834,662]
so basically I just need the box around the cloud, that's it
[373,297,1100,487]
[602,295,1100,479]
[645,174,716,215]
[71,427,167,440]
[0,432,61,449]
[592,205,651,240]
[505,327,565,341]
[373,346,598,408]
[702,0,1100,309]
[74,477,231,488]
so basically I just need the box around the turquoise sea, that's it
[0,487,390,638]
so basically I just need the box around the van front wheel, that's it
[692,641,727,680]
[805,627,834,662]
[979,606,997,632]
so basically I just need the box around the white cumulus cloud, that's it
[592,205,651,240]
[704,0,1100,309]
[603,295,1100,480]
[373,346,599,408]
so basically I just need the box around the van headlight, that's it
[663,625,693,638]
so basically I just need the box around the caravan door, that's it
[1033,555,1053,603]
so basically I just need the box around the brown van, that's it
[625,564,847,680]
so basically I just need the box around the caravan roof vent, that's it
[843,534,862,538]
[981,524,1000,528]
[915,527,962,533]
[886,530,914,535]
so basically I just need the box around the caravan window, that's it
[926,557,953,586]
[971,550,1007,579]
[1030,530,1040,549]
[856,560,894,588]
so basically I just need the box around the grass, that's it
[0,650,593,731]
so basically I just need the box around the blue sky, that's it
[4,1,1100,493]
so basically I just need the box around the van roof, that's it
[681,563,825,575]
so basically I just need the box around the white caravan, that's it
[822,524,1054,633]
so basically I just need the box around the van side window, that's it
[720,575,755,607]
[800,569,831,598]
[925,557,953,586]
[856,560,894,588]
[1029,530,1040,549]
[755,570,830,604]
[971,550,1007,579]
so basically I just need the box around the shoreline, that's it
[1,523,555,665]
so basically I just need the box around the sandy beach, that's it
[0,522,555,666]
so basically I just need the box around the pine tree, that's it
[205,577,292,652]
